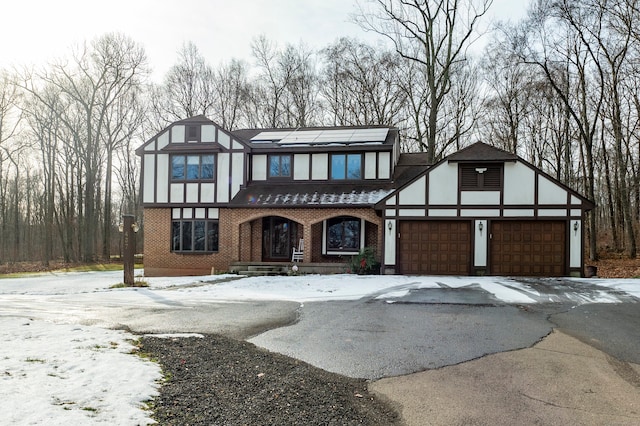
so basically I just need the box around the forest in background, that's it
[0,0,639,267]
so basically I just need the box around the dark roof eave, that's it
[227,202,382,208]
[249,144,393,153]
[447,158,517,163]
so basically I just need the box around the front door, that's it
[262,217,299,261]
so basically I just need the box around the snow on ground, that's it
[0,270,639,424]
[1,317,162,425]
[4,270,640,303]
[589,278,640,298]
[153,273,640,305]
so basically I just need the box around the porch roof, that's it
[229,182,395,207]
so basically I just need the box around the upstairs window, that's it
[460,164,502,190]
[172,155,215,181]
[331,154,362,180]
[268,155,291,178]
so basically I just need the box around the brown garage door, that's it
[399,221,471,275]
[490,221,566,276]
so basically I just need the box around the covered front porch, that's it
[233,209,383,271]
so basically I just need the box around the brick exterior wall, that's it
[143,206,383,276]
[143,208,235,276]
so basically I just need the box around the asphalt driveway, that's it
[2,271,639,424]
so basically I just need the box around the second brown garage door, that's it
[490,221,566,276]
[399,221,471,275]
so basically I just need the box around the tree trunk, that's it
[103,149,113,261]
[601,135,619,251]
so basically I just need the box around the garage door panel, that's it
[399,221,471,275]
[491,221,565,277]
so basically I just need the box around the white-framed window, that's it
[323,216,365,255]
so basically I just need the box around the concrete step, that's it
[229,262,347,275]
[238,269,286,276]
[247,265,286,272]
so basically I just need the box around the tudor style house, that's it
[136,115,594,277]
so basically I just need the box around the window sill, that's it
[326,250,359,256]
[170,179,216,182]
[171,251,219,255]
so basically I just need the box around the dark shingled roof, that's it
[229,182,395,207]
[230,128,263,142]
[397,152,431,166]
[174,115,211,123]
[393,152,431,187]
[445,142,518,162]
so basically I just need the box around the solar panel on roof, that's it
[352,129,388,136]
[251,128,389,144]
[348,128,388,142]
[314,136,348,142]
[280,130,323,143]
[251,131,295,140]
[322,130,356,137]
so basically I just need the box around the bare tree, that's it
[0,70,21,151]
[591,0,638,258]
[526,0,639,259]
[22,83,63,266]
[212,59,250,130]
[515,1,606,260]
[88,34,149,260]
[357,0,492,162]
[396,55,428,151]
[321,38,406,127]
[0,69,22,263]
[282,43,321,127]
[101,89,147,259]
[150,41,214,127]
[436,59,482,157]
[18,33,148,262]
[480,35,534,154]
[624,72,640,229]
[250,36,300,127]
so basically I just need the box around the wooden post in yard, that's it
[122,214,136,286]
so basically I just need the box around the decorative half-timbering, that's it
[137,117,594,278]
[136,116,400,276]
[138,116,249,206]
[378,142,595,277]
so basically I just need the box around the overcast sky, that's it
[1,0,529,82]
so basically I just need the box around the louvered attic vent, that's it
[460,165,502,190]
[187,125,200,142]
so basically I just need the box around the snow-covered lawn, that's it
[1,270,639,424]
[1,317,161,425]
